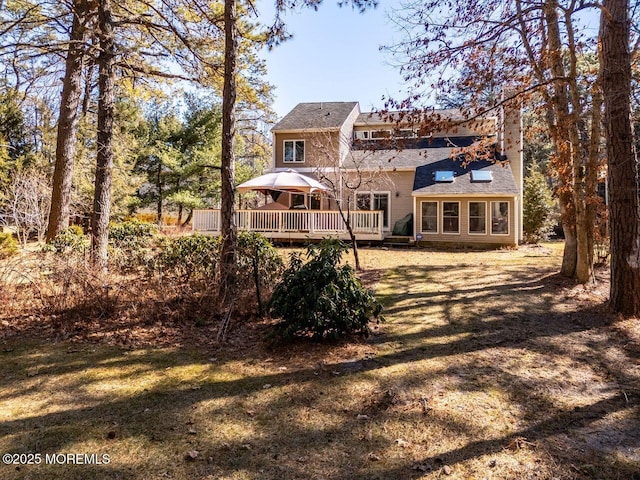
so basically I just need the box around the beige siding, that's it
[274,132,340,169]
[339,105,361,162]
[352,118,497,138]
[414,195,517,246]
[341,170,414,232]
[503,104,523,244]
[387,171,415,228]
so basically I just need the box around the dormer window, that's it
[435,171,455,183]
[370,130,392,139]
[284,140,305,163]
[396,129,415,138]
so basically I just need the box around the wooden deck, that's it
[192,209,384,241]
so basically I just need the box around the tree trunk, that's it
[46,0,88,241]
[544,0,580,278]
[156,160,163,224]
[560,218,578,277]
[601,0,640,315]
[182,209,193,228]
[219,0,238,300]
[565,11,599,283]
[337,200,361,271]
[90,0,115,268]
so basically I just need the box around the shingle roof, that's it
[412,157,518,196]
[272,102,359,131]
[346,136,493,170]
[353,136,479,151]
[345,147,459,170]
[355,108,467,125]
[344,141,518,196]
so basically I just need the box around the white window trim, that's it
[490,201,510,236]
[420,200,439,235]
[356,190,391,231]
[283,139,305,163]
[442,201,461,235]
[289,192,307,208]
[397,129,416,138]
[370,129,392,140]
[468,201,488,236]
[355,129,417,140]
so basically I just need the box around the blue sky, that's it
[258,0,408,119]
[257,1,601,120]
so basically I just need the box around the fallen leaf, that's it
[395,438,410,448]
[185,450,199,461]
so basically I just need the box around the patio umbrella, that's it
[236,169,329,194]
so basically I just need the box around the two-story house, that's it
[193,100,523,247]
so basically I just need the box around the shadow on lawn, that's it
[1,261,639,479]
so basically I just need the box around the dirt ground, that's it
[1,243,639,479]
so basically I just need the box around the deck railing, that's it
[192,209,383,238]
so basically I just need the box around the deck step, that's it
[382,236,415,248]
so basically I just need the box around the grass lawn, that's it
[1,243,639,479]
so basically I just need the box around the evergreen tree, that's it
[523,163,555,243]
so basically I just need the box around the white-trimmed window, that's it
[356,191,390,229]
[491,201,509,235]
[310,194,321,210]
[290,193,305,208]
[421,201,438,234]
[442,201,460,234]
[370,130,392,140]
[284,140,305,163]
[396,129,415,138]
[469,201,487,234]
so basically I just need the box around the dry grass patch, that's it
[1,243,639,479]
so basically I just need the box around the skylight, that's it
[471,170,493,182]
[435,171,455,183]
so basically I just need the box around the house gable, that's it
[272,102,359,132]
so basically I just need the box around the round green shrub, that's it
[0,232,18,259]
[236,232,284,314]
[153,234,221,284]
[523,162,555,243]
[237,232,283,287]
[109,219,157,250]
[108,220,158,270]
[49,226,89,254]
[269,239,383,341]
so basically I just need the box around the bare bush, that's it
[0,169,51,246]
